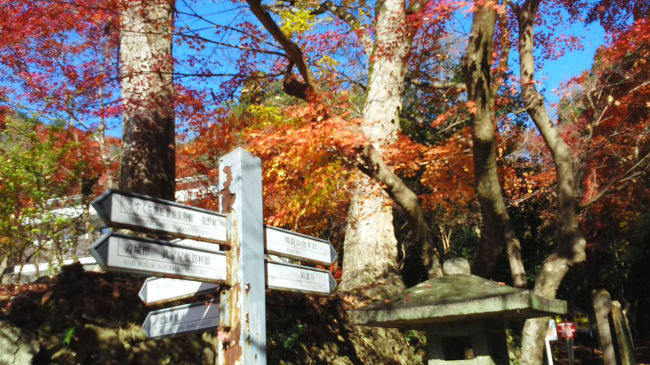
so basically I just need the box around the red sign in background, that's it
[557,322,576,339]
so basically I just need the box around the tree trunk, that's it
[339,0,428,297]
[245,0,438,294]
[462,1,527,288]
[515,1,588,363]
[119,0,175,199]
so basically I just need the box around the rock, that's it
[51,348,76,365]
[443,257,471,275]
[0,320,40,365]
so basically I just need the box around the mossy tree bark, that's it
[513,0,588,362]
[462,1,527,288]
[339,0,435,298]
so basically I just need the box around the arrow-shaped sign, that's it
[90,232,227,283]
[265,226,337,265]
[266,261,336,295]
[172,238,220,253]
[91,189,337,263]
[139,277,219,306]
[92,190,228,243]
[142,299,219,339]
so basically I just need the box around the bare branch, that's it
[175,32,288,58]
[315,1,373,57]
[406,78,467,91]
[580,150,650,208]
[246,0,320,99]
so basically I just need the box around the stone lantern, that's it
[348,259,566,365]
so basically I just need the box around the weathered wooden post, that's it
[593,289,617,365]
[611,301,636,365]
[218,148,266,364]
[90,147,336,363]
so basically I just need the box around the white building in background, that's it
[5,176,219,283]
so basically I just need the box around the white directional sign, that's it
[90,233,227,283]
[139,277,219,306]
[92,190,228,243]
[266,261,336,295]
[172,238,220,253]
[142,299,219,339]
[265,226,337,265]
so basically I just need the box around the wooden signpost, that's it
[89,148,336,364]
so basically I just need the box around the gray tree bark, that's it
[339,0,433,298]
[119,0,175,199]
[514,0,588,363]
[593,289,617,365]
[461,1,527,288]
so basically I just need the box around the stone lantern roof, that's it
[348,273,567,328]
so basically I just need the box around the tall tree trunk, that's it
[246,0,438,295]
[515,1,587,363]
[339,0,429,297]
[119,0,175,199]
[462,2,527,288]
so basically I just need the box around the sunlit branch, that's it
[246,0,320,99]
[580,150,650,209]
[314,1,373,58]
[176,0,280,50]
[175,32,288,58]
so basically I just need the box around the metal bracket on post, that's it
[217,148,266,364]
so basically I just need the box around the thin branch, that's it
[406,78,467,91]
[175,32,288,58]
[580,150,650,208]
[176,0,280,50]
[315,1,373,57]
[246,0,320,99]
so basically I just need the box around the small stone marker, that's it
[611,301,636,365]
[142,299,219,339]
[593,289,617,365]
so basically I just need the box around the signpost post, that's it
[217,148,267,364]
[89,147,337,364]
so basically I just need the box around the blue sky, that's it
[2,1,606,137]
[174,1,608,113]
[539,21,607,106]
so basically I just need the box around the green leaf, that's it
[63,327,75,346]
